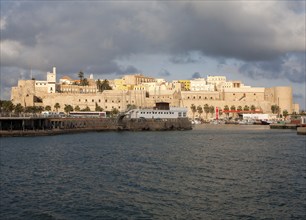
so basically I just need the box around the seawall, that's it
[0,117,192,137]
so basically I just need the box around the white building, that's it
[190,78,215,91]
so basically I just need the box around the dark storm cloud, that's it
[239,52,306,83]
[1,1,304,71]
[0,0,305,100]
[159,69,171,77]
[191,72,201,79]
[169,52,205,64]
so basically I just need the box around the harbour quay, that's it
[0,116,192,137]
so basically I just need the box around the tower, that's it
[47,67,56,93]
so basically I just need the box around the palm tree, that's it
[283,110,289,119]
[78,71,84,82]
[81,78,89,86]
[190,104,197,120]
[101,79,112,90]
[96,79,102,92]
[230,105,236,118]
[54,103,60,112]
[64,104,73,114]
[14,103,24,114]
[0,100,15,113]
[74,105,81,111]
[243,105,250,111]
[209,105,215,118]
[197,106,203,119]
[271,105,280,114]
[95,103,103,111]
[224,105,229,118]
[204,104,210,119]
[81,106,91,111]
[45,105,51,111]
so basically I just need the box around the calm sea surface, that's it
[1,125,306,219]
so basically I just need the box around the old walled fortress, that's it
[11,67,299,118]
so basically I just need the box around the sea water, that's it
[1,125,305,219]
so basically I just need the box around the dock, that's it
[269,123,298,129]
[297,127,306,135]
[0,117,192,137]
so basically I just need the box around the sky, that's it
[1,0,305,109]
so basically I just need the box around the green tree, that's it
[110,108,119,117]
[80,78,89,86]
[101,79,112,91]
[74,105,81,111]
[190,104,197,120]
[197,106,203,119]
[24,106,43,113]
[250,105,256,111]
[204,104,210,119]
[243,105,250,111]
[223,105,229,118]
[81,106,91,111]
[230,105,236,118]
[0,100,15,113]
[14,103,24,114]
[271,105,280,114]
[64,104,74,114]
[95,103,103,111]
[54,103,60,112]
[78,71,84,82]
[237,106,242,111]
[126,104,137,110]
[283,110,289,119]
[45,105,51,111]
[37,106,44,113]
[209,105,215,118]
[96,79,102,92]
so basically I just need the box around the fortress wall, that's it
[223,91,265,102]
[11,80,36,106]
[10,75,297,116]
[273,86,293,113]
[264,88,275,103]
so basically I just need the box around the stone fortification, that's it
[10,68,298,118]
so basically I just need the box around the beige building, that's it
[10,67,299,118]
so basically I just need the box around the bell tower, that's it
[47,67,56,93]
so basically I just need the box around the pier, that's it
[0,116,192,137]
[269,123,298,129]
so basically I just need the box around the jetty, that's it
[269,123,298,129]
[0,116,192,137]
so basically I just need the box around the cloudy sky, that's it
[1,0,305,109]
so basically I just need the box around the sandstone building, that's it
[11,67,299,118]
